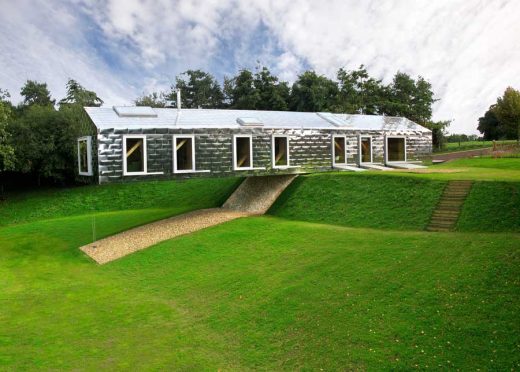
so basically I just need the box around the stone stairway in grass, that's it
[426,180,473,232]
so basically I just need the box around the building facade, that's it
[77,106,432,184]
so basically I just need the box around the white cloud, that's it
[1,0,519,133]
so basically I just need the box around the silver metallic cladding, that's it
[96,127,431,184]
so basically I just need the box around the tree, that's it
[20,80,55,107]
[172,70,224,109]
[494,87,520,141]
[224,69,260,109]
[59,79,103,107]
[253,66,290,111]
[335,65,385,115]
[382,72,436,124]
[289,71,338,112]
[424,120,451,150]
[0,89,15,172]
[135,92,167,108]
[477,106,503,140]
[10,105,75,185]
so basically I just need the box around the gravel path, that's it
[80,208,249,264]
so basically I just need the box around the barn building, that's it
[76,105,432,184]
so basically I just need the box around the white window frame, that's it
[385,135,407,163]
[173,135,196,173]
[77,136,93,176]
[272,135,291,169]
[233,134,254,170]
[359,135,373,164]
[332,135,347,166]
[123,134,147,176]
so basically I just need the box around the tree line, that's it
[478,87,520,141]
[0,65,447,187]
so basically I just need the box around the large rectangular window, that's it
[360,136,372,163]
[77,136,92,176]
[123,135,147,175]
[272,136,289,168]
[333,136,346,164]
[387,137,406,162]
[173,135,195,173]
[233,135,252,170]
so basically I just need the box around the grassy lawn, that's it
[1,216,519,370]
[2,157,519,369]
[0,177,241,226]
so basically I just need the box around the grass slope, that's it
[458,181,520,232]
[0,177,241,226]
[269,173,446,230]
[1,216,519,370]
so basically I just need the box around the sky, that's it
[1,0,519,134]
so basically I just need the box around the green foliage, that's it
[0,177,241,226]
[423,119,451,150]
[134,92,167,108]
[335,65,385,114]
[382,72,436,124]
[19,80,55,107]
[269,173,445,230]
[494,87,520,140]
[59,79,103,107]
[478,106,502,140]
[289,71,339,112]
[224,69,260,109]
[172,69,224,108]
[9,105,76,184]
[224,66,290,110]
[0,89,15,171]
[478,87,520,140]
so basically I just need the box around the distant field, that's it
[434,140,517,153]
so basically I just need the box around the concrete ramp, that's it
[386,162,427,170]
[223,175,298,214]
[359,163,394,171]
[334,165,366,172]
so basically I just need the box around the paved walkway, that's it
[80,208,248,264]
[432,147,492,162]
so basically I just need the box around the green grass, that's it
[269,173,445,230]
[0,177,241,226]
[2,157,519,369]
[434,140,517,153]
[1,216,519,370]
[458,181,520,232]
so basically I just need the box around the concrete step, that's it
[426,226,452,232]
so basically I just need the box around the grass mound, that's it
[269,173,446,230]
[0,177,241,226]
[458,181,520,232]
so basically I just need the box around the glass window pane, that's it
[361,137,371,163]
[126,138,144,172]
[176,137,193,170]
[274,137,288,166]
[236,137,251,168]
[79,140,88,173]
[334,137,345,164]
[388,138,405,161]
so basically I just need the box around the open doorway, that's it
[360,136,372,163]
[386,137,406,162]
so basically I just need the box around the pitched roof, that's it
[84,106,431,133]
